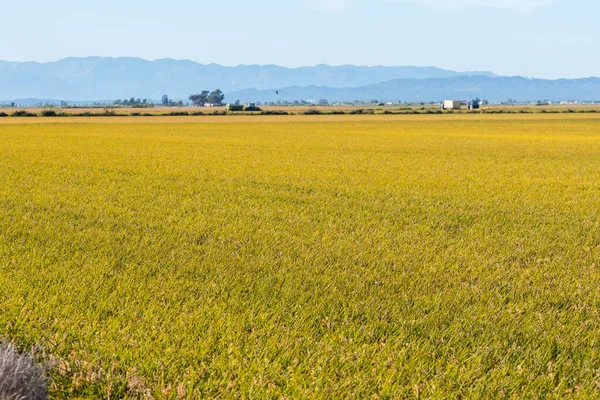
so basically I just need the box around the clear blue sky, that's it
[0,0,597,79]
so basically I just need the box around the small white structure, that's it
[443,100,461,110]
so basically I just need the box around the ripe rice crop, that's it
[1,115,599,398]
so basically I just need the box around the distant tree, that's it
[161,95,170,106]
[189,91,210,106]
[203,91,211,104]
[234,99,240,106]
[188,94,200,106]
[175,100,183,107]
[114,97,154,108]
[318,99,329,106]
[208,89,225,106]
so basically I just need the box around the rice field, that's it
[1,115,599,398]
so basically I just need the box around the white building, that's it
[443,100,461,110]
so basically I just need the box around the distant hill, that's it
[1,58,597,104]
[0,57,496,101]
[227,76,600,103]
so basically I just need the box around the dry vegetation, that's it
[0,342,47,399]
[1,115,599,398]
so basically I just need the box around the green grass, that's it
[1,116,600,398]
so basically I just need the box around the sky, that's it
[0,0,597,79]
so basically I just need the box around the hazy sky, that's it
[0,0,597,78]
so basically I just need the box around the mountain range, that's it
[0,57,494,101]
[0,57,598,103]
[228,76,600,103]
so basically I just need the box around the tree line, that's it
[113,98,154,108]
[111,90,226,108]
[161,90,225,107]
[188,90,225,107]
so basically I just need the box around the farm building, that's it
[443,100,462,110]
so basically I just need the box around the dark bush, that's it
[350,109,375,115]
[261,110,289,115]
[0,112,8,117]
[11,110,36,117]
[72,110,123,117]
[303,108,322,115]
[39,110,57,117]
[130,112,141,116]
[168,111,189,116]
